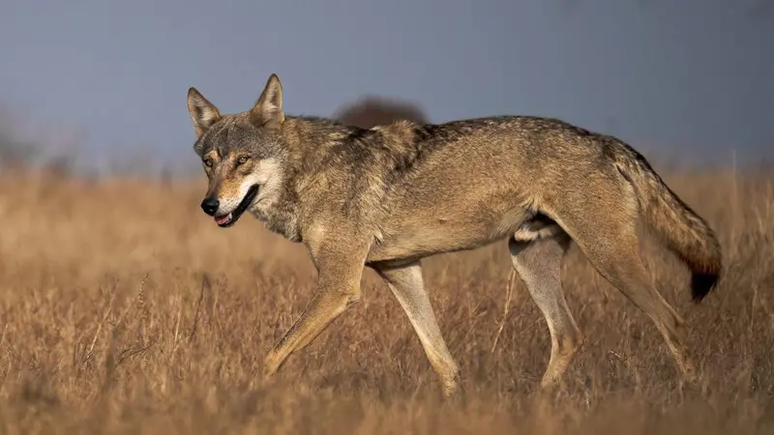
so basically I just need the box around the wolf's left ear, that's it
[250,74,285,130]
[187,87,222,138]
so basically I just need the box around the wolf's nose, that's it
[201,197,220,216]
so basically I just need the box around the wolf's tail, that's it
[611,141,722,302]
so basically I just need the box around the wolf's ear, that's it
[187,87,222,138]
[250,74,285,130]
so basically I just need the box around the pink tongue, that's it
[215,213,232,225]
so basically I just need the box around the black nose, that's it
[201,197,220,216]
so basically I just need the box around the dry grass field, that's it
[0,165,772,434]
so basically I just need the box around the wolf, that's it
[186,73,722,396]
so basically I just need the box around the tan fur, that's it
[186,74,723,397]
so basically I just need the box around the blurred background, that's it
[0,0,772,177]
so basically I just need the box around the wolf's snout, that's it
[201,197,220,216]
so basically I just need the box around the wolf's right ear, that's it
[187,87,222,138]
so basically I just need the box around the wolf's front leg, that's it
[263,235,370,379]
[375,260,461,397]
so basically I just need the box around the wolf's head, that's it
[187,74,287,228]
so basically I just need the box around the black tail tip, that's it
[691,272,720,303]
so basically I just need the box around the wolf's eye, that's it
[237,156,250,165]
[203,158,213,168]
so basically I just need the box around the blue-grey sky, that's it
[1,0,772,172]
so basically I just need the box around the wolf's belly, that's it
[366,206,528,263]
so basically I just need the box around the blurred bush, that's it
[333,95,429,128]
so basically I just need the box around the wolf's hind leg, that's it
[547,193,697,383]
[510,226,582,389]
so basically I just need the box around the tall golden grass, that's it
[0,166,772,434]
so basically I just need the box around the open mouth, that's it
[214,185,260,228]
